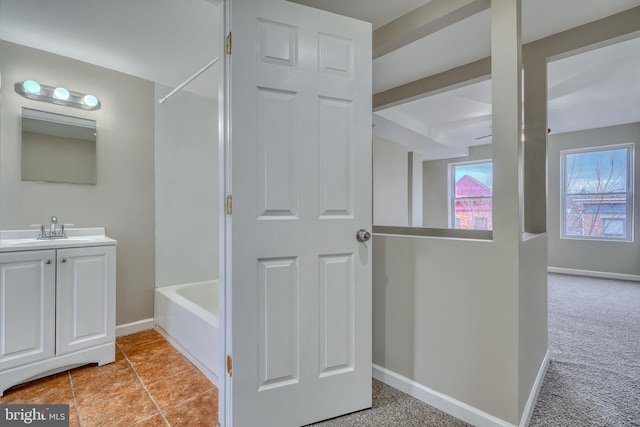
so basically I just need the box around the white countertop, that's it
[0,228,117,252]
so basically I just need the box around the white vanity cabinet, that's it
[0,229,116,395]
[0,250,56,371]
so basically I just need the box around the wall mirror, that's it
[21,107,97,185]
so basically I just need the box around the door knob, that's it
[356,229,371,242]
[60,258,68,263]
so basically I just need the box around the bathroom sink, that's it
[0,228,117,252]
[2,238,50,247]
[2,237,98,247]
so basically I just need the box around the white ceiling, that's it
[1,0,639,160]
[547,36,640,135]
[0,0,220,98]
[288,0,432,30]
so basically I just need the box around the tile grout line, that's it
[67,371,82,427]
[117,341,171,427]
[119,332,217,426]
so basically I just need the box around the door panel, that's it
[56,246,115,355]
[0,250,55,371]
[256,88,298,219]
[228,0,371,425]
[318,253,354,377]
[318,97,354,218]
[257,256,298,391]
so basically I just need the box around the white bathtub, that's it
[155,280,219,386]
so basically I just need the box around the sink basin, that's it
[2,237,98,247]
[0,228,116,252]
[2,238,47,247]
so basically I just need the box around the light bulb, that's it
[53,87,70,100]
[83,94,99,107]
[23,80,41,95]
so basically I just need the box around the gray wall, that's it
[373,232,548,423]
[373,136,409,226]
[373,235,516,419]
[0,41,156,326]
[155,85,219,286]
[409,152,423,227]
[422,144,492,228]
[548,122,640,277]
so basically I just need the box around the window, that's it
[450,161,493,230]
[561,143,634,241]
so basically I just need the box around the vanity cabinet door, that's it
[0,250,56,371]
[56,246,115,355]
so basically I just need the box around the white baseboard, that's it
[373,355,550,427]
[519,350,550,427]
[372,364,517,427]
[548,267,640,282]
[115,318,155,337]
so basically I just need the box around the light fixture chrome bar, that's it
[159,57,220,104]
[15,81,101,110]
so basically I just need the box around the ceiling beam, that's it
[524,5,640,61]
[373,5,640,109]
[373,0,491,59]
[373,57,490,110]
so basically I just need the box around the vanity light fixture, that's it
[15,80,101,111]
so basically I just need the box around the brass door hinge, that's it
[226,32,232,55]
[226,195,232,215]
[226,354,233,377]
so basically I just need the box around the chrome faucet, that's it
[35,216,67,239]
[50,216,58,236]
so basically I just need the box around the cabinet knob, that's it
[60,258,68,263]
[45,259,52,265]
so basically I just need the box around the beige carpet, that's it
[530,273,640,427]
[308,379,471,427]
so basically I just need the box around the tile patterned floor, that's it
[0,329,218,427]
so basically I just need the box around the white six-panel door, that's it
[225,0,372,425]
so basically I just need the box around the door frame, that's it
[214,0,229,425]
[218,0,231,425]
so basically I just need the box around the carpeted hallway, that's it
[530,273,640,427]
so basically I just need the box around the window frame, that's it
[448,159,493,230]
[560,142,634,242]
